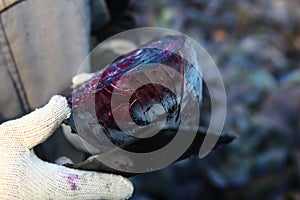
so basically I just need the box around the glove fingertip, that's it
[90,173,134,199]
[72,73,94,87]
[49,95,71,119]
[118,176,134,199]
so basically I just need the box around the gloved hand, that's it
[0,95,133,200]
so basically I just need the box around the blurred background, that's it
[91,0,300,199]
[92,0,300,200]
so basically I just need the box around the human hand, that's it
[0,95,133,199]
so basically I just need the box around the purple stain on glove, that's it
[66,174,80,191]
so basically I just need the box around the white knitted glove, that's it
[0,95,133,200]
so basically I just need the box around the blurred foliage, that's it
[127,0,300,199]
